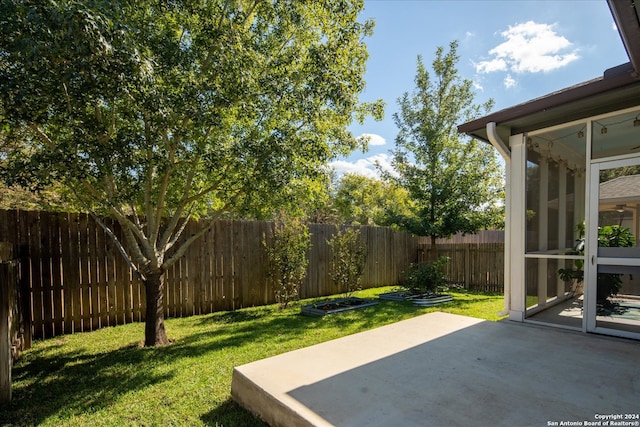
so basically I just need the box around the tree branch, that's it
[162,190,242,269]
[27,124,56,150]
[163,216,216,270]
[88,212,145,281]
[163,208,193,254]
[78,179,156,261]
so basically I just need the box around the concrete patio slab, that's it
[231,312,640,427]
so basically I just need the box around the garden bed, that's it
[411,294,454,306]
[378,290,413,301]
[301,297,379,316]
[378,290,453,306]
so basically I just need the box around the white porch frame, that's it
[505,106,640,338]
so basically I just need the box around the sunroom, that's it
[459,0,640,339]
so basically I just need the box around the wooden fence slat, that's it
[238,220,253,308]
[102,219,118,326]
[39,211,54,338]
[49,212,64,336]
[260,222,273,305]
[250,221,266,306]
[130,270,140,323]
[103,217,117,327]
[78,213,92,332]
[206,221,216,312]
[212,221,222,312]
[184,221,196,316]
[67,213,82,334]
[181,220,191,316]
[231,220,241,308]
[221,220,234,311]
[94,217,108,329]
[171,256,180,318]
[86,215,99,330]
[198,222,210,315]
[26,211,45,339]
[111,219,127,325]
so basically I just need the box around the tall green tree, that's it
[386,41,503,256]
[333,173,413,226]
[0,0,382,346]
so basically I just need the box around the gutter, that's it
[486,122,510,159]
[486,122,510,317]
[607,0,640,78]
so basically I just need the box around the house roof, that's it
[600,174,640,203]
[458,0,640,142]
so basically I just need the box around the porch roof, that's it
[458,0,640,143]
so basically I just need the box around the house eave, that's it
[458,63,640,141]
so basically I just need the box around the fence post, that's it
[1,241,15,403]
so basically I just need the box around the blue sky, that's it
[333,0,630,178]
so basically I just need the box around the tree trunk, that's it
[430,235,438,262]
[144,269,169,346]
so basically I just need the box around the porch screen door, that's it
[586,156,640,339]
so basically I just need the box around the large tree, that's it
[333,173,412,226]
[0,0,382,345]
[386,41,503,256]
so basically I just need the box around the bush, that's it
[402,256,448,295]
[328,227,367,298]
[264,214,311,309]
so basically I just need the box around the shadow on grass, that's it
[164,300,418,361]
[2,343,173,426]
[196,307,273,325]
[200,398,268,427]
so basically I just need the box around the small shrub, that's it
[264,214,311,309]
[402,256,448,295]
[328,227,367,298]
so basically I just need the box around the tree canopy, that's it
[386,41,503,250]
[333,173,412,226]
[0,0,382,345]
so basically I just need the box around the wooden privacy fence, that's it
[0,209,506,342]
[0,210,427,340]
[419,231,505,292]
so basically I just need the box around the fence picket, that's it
[38,212,53,338]
[49,213,64,336]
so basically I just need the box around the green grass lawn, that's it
[1,286,505,427]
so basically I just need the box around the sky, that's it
[333,0,630,178]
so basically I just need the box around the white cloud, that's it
[504,74,517,89]
[329,153,395,179]
[475,21,579,75]
[612,21,618,31]
[473,81,484,91]
[474,58,507,74]
[356,133,386,147]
